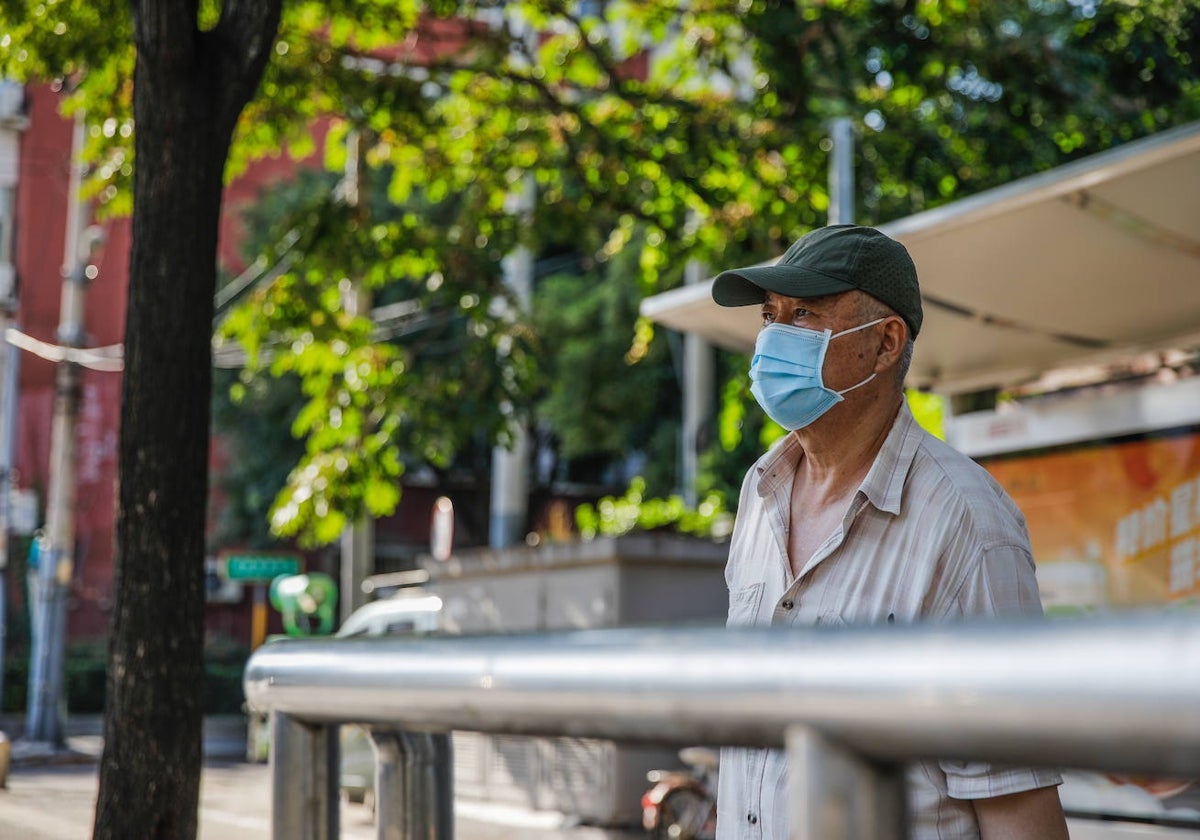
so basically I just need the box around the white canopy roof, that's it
[640,121,1200,395]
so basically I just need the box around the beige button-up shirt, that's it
[716,402,1061,840]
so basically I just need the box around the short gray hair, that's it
[853,293,914,389]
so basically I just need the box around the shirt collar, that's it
[858,400,923,515]
[752,400,924,515]
[753,433,804,499]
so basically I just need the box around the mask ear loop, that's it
[830,316,886,339]
[835,373,876,396]
[829,317,886,396]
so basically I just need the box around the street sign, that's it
[224,553,301,582]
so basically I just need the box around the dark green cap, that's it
[712,224,923,339]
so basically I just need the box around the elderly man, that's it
[711,225,1068,839]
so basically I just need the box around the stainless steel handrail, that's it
[244,612,1200,839]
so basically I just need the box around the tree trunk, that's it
[94,3,281,839]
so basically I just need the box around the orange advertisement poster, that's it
[981,430,1200,612]
[983,431,1200,822]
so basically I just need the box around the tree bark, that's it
[94,3,281,839]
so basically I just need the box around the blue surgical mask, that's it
[749,318,885,430]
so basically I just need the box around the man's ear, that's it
[873,316,907,374]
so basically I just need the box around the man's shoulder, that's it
[905,430,1027,537]
[911,429,1004,495]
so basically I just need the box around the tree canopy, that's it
[9,1,1200,548]
[217,0,1200,544]
[2,4,1198,832]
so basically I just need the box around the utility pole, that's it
[828,117,856,225]
[0,78,28,722]
[339,127,372,624]
[0,122,23,719]
[26,113,99,746]
[489,177,535,549]
[488,14,536,551]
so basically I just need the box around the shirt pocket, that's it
[814,609,848,627]
[727,582,765,627]
[815,606,898,626]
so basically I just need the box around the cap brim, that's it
[711,265,856,307]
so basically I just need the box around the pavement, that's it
[1,713,249,768]
[0,716,646,840]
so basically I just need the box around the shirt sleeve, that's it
[941,541,1045,620]
[936,759,1063,800]
[936,542,1063,798]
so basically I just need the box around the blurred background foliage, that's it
[216,0,1200,544]
[7,0,1198,544]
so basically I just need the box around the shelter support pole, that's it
[681,256,713,507]
[787,724,904,840]
[370,729,454,840]
[271,712,339,840]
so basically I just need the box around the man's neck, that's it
[791,390,903,496]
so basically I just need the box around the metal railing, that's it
[243,612,1200,840]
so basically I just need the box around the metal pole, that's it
[0,457,6,717]
[0,345,17,720]
[787,725,903,840]
[828,117,855,226]
[26,113,94,745]
[339,128,372,623]
[489,177,535,549]
[0,84,27,729]
[271,711,339,840]
[371,729,453,840]
[340,517,372,624]
[489,414,529,548]
[680,256,712,507]
[0,503,5,717]
[26,274,84,744]
[0,181,18,714]
[244,615,1200,778]
[372,730,404,840]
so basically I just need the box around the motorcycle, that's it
[641,746,718,840]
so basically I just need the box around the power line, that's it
[5,327,124,371]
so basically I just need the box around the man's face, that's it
[759,290,859,333]
[759,290,883,394]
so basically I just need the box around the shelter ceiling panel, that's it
[640,122,1200,395]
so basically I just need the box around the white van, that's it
[334,592,444,639]
[337,590,445,806]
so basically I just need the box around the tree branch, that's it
[213,0,284,123]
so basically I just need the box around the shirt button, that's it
[781,599,795,610]
[748,813,758,825]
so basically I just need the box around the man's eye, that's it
[761,312,775,324]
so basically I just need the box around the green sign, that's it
[225,554,301,582]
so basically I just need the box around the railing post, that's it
[271,711,340,840]
[370,729,454,840]
[787,725,904,840]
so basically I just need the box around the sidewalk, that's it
[0,716,646,840]
[1,713,249,768]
